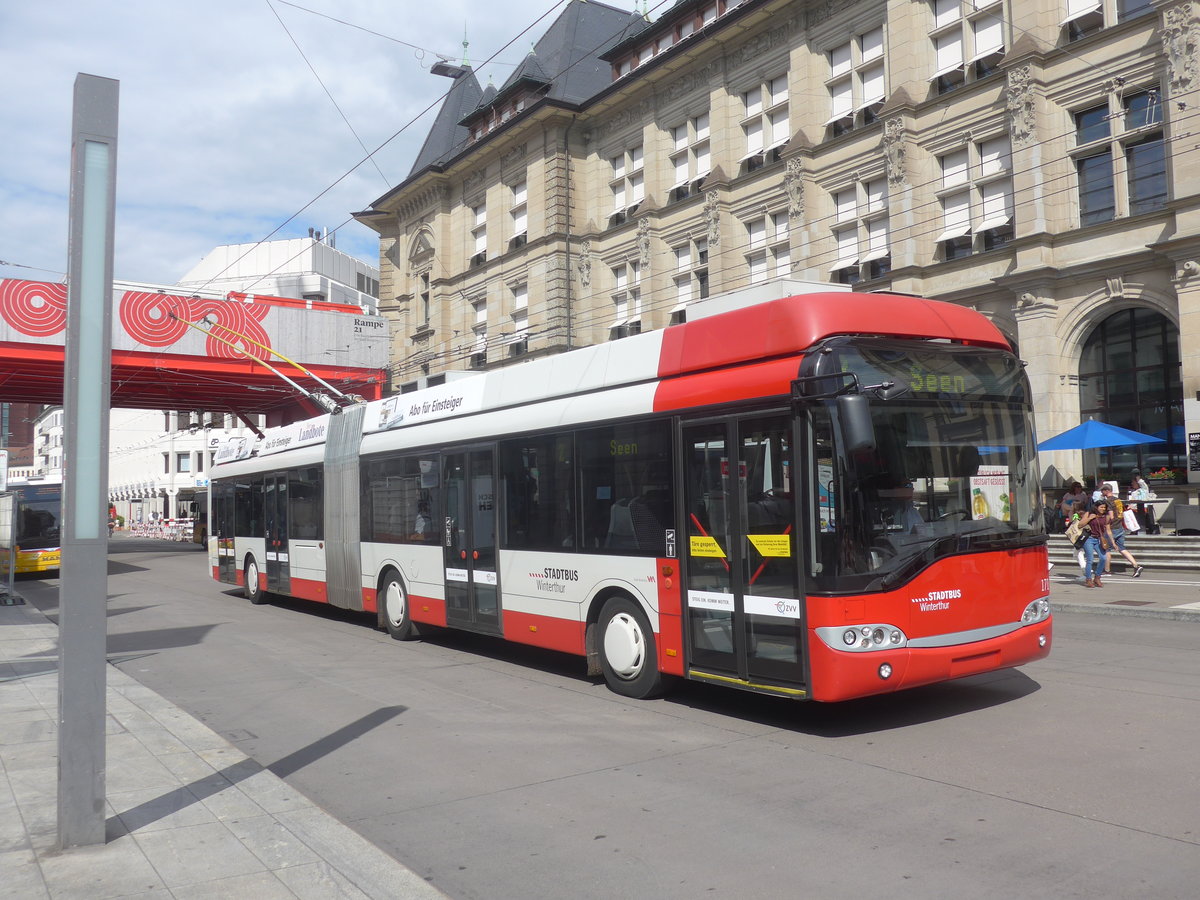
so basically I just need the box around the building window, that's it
[829,178,889,282]
[1079,308,1182,476]
[826,26,886,136]
[610,261,641,339]
[609,145,644,227]
[1071,88,1165,227]
[740,74,789,173]
[470,298,487,368]
[668,113,711,203]
[929,0,1004,95]
[470,204,487,267]
[1063,0,1154,43]
[419,272,431,325]
[744,212,790,285]
[509,284,528,355]
[935,136,1013,259]
[509,180,528,249]
[670,238,709,324]
[355,272,379,297]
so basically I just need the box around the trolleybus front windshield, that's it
[810,341,1042,591]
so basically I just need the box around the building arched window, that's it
[1078,307,1182,478]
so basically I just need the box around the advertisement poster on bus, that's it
[969,465,1011,521]
[817,463,836,530]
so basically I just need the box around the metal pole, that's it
[58,72,118,849]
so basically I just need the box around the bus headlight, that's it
[1021,598,1051,624]
[817,624,908,653]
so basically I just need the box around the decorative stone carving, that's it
[727,21,796,70]
[576,240,592,287]
[1006,65,1037,148]
[784,158,804,218]
[704,191,720,248]
[398,183,450,223]
[500,143,527,170]
[1106,276,1125,299]
[637,218,652,270]
[882,117,907,188]
[1163,2,1200,96]
[1177,259,1200,280]
[806,0,857,28]
[594,100,654,141]
[661,63,721,105]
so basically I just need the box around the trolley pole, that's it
[58,72,118,848]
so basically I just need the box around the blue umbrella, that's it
[1037,420,1166,451]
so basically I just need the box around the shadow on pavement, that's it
[109,705,407,834]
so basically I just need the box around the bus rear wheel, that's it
[244,558,267,605]
[598,596,664,699]
[380,572,416,640]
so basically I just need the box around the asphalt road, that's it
[17,539,1200,899]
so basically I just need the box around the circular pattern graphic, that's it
[0,280,68,336]
[118,292,190,346]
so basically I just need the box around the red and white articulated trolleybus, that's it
[208,285,1050,702]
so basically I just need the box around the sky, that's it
[0,0,590,288]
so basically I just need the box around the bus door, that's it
[681,415,805,689]
[443,448,501,634]
[214,481,236,583]
[263,473,290,595]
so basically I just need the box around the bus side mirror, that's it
[837,394,876,456]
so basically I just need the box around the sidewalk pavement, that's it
[0,597,446,900]
[1047,562,1200,621]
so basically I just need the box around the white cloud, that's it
[0,0,571,285]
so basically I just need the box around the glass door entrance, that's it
[263,473,290,594]
[443,448,501,633]
[682,415,805,687]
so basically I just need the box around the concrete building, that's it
[175,234,381,315]
[0,402,39,468]
[107,409,264,526]
[354,0,1200,507]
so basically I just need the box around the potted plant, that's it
[1146,466,1184,484]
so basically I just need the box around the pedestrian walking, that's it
[1099,484,1144,577]
[1081,500,1116,588]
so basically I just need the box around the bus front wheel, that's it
[245,558,267,605]
[598,596,665,699]
[380,572,415,640]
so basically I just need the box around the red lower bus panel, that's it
[655,558,686,677]
[808,622,1051,702]
[503,609,585,655]
[361,587,378,615]
[409,594,447,628]
[288,576,327,604]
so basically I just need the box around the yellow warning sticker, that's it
[689,535,727,558]
[748,534,792,557]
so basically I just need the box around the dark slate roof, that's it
[406,67,483,178]
[510,47,551,87]
[490,0,647,106]
[405,1,647,180]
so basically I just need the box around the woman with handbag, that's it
[1099,485,1144,577]
[1081,501,1116,588]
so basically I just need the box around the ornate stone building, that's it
[355,0,1200,494]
